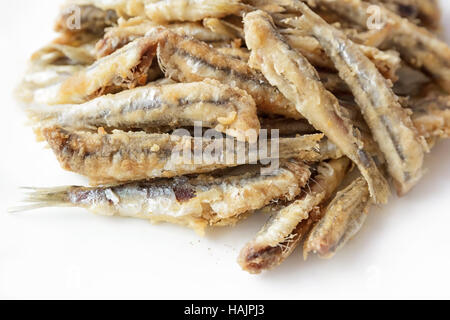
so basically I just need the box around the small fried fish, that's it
[303,175,371,259]
[238,158,351,273]
[30,79,260,141]
[12,161,310,236]
[34,36,159,105]
[244,10,390,204]
[41,126,324,184]
[156,29,303,119]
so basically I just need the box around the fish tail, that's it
[24,105,55,123]
[8,187,73,213]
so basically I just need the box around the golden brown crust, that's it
[35,36,159,105]
[292,3,426,196]
[315,0,450,93]
[156,29,303,119]
[238,158,351,274]
[32,79,261,142]
[42,126,324,184]
[303,175,371,259]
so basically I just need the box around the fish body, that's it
[303,175,371,259]
[96,18,236,58]
[282,29,401,81]
[238,158,351,274]
[292,3,426,196]
[243,10,390,203]
[42,126,323,184]
[144,0,244,23]
[31,79,260,141]
[15,161,310,235]
[34,36,159,105]
[314,0,450,93]
[156,29,303,119]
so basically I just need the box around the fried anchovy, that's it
[156,29,303,119]
[303,111,450,259]
[42,125,324,184]
[144,0,244,23]
[55,4,118,36]
[17,41,91,104]
[282,29,401,81]
[12,161,310,236]
[244,10,389,204]
[258,105,448,261]
[238,157,351,274]
[303,175,371,259]
[34,36,158,105]
[291,3,426,196]
[30,79,260,141]
[313,0,450,92]
[337,94,448,154]
[96,18,237,58]
[70,0,245,22]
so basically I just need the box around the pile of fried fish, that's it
[16,0,449,274]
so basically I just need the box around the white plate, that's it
[0,0,449,299]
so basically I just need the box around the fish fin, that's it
[9,187,73,213]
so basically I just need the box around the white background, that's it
[0,0,449,300]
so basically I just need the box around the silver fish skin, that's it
[303,111,450,260]
[30,79,260,142]
[281,28,401,82]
